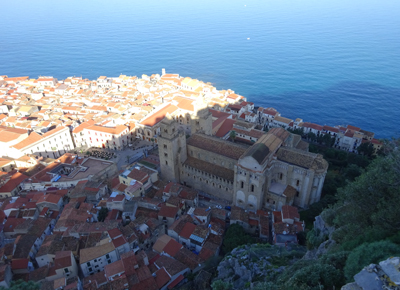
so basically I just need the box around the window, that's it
[107,260,112,264]
[87,262,91,266]
[165,161,168,165]
[163,144,167,149]
[164,153,168,157]
[64,268,69,273]
[251,184,255,192]
[240,181,244,188]
[279,173,283,180]
[89,267,93,272]
[296,180,300,186]
[106,254,110,259]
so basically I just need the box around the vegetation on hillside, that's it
[222,223,254,254]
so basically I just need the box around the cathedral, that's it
[157,102,328,211]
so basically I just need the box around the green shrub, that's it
[344,241,400,281]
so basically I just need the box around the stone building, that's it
[158,109,328,211]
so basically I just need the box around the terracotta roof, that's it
[158,205,178,218]
[36,193,61,205]
[72,120,95,133]
[163,239,182,257]
[179,222,196,239]
[54,251,72,269]
[0,172,29,193]
[139,104,178,127]
[167,274,184,289]
[174,247,203,270]
[79,242,115,264]
[281,205,300,220]
[12,132,42,150]
[42,126,67,138]
[85,124,127,135]
[104,260,124,278]
[155,255,188,277]
[215,118,236,138]
[153,234,173,253]
[154,267,171,289]
[187,133,247,160]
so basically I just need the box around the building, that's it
[82,124,130,150]
[9,126,75,159]
[80,242,119,277]
[158,113,328,210]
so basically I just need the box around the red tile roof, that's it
[0,172,29,193]
[281,205,299,220]
[154,267,171,289]
[158,205,178,219]
[36,193,61,205]
[163,239,182,257]
[167,274,184,289]
[179,222,196,239]
[140,104,178,127]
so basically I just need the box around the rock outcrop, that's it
[213,244,306,289]
[341,257,400,290]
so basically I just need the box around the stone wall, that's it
[180,163,234,202]
[187,145,237,171]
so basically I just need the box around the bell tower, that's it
[158,113,187,182]
[191,96,212,135]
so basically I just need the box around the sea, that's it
[1,0,399,138]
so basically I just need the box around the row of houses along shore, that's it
[0,70,382,289]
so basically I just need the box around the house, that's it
[106,193,125,211]
[69,180,107,203]
[167,215,194,241]
[158,205,179,227]
[83,124,129,150]
[0,172,28,197]
[178,222,196,248]
[272,205,304,246]
[189,225,209,252]
[79,242,118,277]
[153,255,190,289]
[46,251,78,281]
[162,239,183,258]
[36,193,63,212]
[109,228,130,257]
[192,207,211,224]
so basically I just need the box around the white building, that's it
[80,243,119,277]
[7,126,74,159]
[83,124,129,150]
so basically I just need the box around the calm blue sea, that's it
[1,0,399,138]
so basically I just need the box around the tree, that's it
[229,130,236,142]
[0,280,40,290]
[333,149,400,237]
[307,132,316,142]
[283,263,342,290]
[222,224,254,254]
[344,241,400,281]
[357,142,374,158]
[98,207,109,222]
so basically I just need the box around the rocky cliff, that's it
[341,257,400,290]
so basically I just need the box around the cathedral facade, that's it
[157,108,328,211]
